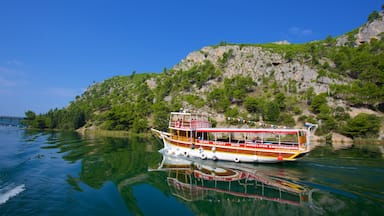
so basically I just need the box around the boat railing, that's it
[170,120,190,129]
[170,120,211,129]
[191,120,211,129]
[195,139,300,150]
[171,135,192,142]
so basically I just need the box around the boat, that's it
[151,110,317,163]
[148,153,315,206]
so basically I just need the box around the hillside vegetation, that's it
[24,10,384,140]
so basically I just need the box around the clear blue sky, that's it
[0,0,382,116]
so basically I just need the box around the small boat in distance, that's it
[151,110,317,163]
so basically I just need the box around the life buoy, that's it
[234,157,240,163]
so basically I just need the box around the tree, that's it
[25,110,36,120]
[279,113,295,127]
[224,107,239,118]
[34,116,48,129]
[223,75,255,103]
[368,10,380,22]
[152,102,170,131]
[132,118,148,133]
[244,97,260,113]
[263,101,280,123]
[22,111,50,129]
[207,88,230,112]
[325,35,333,46]
[305,87,315,105]
[274,93,286,110]
[343,113,381,138]
[310,93,327,114]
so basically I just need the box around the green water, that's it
[0,127,383,215]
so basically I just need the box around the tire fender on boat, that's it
[198,147,203,153]
[200,153,207,160]
[183,151,189,157]
[234,157,240,163]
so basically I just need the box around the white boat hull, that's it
[162,136,305,163]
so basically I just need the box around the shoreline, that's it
[23,126,384,145]
[312,133,384,151]
[76,126,152,138]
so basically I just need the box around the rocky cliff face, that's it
[357,12,384,44]
[173,45,331,94]
[337,11,384,46]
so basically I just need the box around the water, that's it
[0,126,383,215]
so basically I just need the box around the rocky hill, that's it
[174,44,328,94]
[337,11,384,46]
[24,10,384,141]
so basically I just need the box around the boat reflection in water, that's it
[149,151,318,209]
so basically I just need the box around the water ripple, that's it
[0,184,25,205]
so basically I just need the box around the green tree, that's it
[25,110,36,121]
[305,87,315,105]
[207,88,230,112]
[223,75,255,103]
[224,107,239,118]
[263,101,280,123]
[325,35,333,46]
[334,106,350,121]
[244,97,260,113]
[343,113,381,138]
[279,113,295,127]
[274,92,286,110]
[103,105,135,130]
[131,118,148,133]
[310,93,327,114]
[152,102,170,131]
[33,115,48,129]
[368,10,380,22]
[22,110,36,127]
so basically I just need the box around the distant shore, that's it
[76,126,151,138]
[313,132,384,151]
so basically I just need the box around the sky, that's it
[0,0,382,116]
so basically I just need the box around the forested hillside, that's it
[23,10,384,140]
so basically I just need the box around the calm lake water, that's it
[0,126,383,215]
